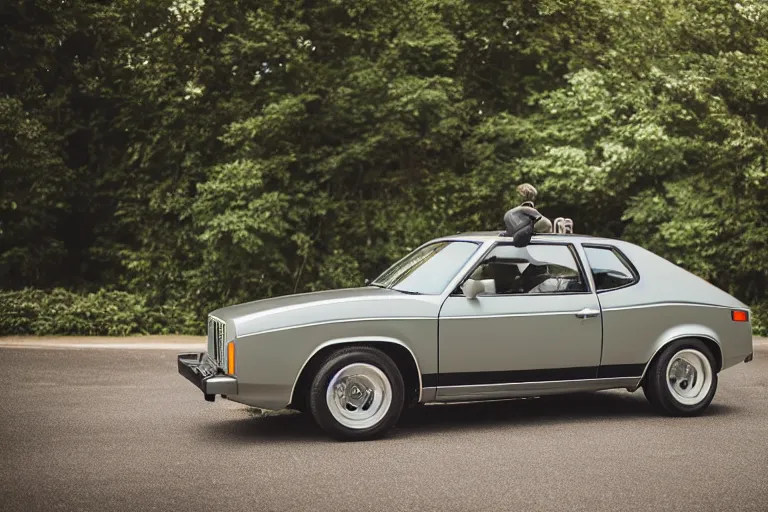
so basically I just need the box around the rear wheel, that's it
[309,347,404,441]
[643,339,718,416]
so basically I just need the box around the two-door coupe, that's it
[179,232,754,440]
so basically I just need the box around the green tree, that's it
[1,0,766,334]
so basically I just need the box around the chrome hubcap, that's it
[326,363,392,429]
[666,349,712,405]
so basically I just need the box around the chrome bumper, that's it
[178,352,237,402]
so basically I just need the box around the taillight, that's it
[227,341,236,374]
[731,310,749,322]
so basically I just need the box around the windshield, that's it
[371,241,480,295]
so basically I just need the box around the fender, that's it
[634,325,722,388]
[289,335,424,404]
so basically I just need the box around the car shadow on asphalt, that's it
[199,391,738,443]
[201,408,330,444]
[395,391,735,437]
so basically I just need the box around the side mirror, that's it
[461,279,495,299]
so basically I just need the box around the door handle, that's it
[575,307,600,319]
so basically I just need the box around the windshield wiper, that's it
[392,289,422,295]
[368,282,386,289]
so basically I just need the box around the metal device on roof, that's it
[553,217,574,234]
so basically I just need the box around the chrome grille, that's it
[208,316,227,369]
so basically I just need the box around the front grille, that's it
[208,316,227,369]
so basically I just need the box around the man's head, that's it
[516,183,537,207]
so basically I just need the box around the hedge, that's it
[751,302,768,338]
[0,288,764,337]
[0,288,202,336]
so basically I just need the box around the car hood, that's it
[210,287,439,338]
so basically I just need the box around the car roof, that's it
[436,231,611,245]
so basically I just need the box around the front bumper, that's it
[178,352,237,402]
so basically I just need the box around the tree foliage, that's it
[1,0,766,334]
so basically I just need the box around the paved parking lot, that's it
[1,340,766,512]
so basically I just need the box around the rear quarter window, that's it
[583,246,638,292]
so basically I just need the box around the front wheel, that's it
[643,339,718,416]
[309,347,405,441]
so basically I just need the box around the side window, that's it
[583,246,637,291]
[467,244,588,295]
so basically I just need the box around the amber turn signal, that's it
[227,341,236,374]
[731,310,749,322]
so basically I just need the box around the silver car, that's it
[179,232,754,440]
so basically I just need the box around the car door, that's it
[436,242,603,400]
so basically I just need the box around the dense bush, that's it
[751,303,768,337]
[2,287,764,337]
[0,289,201,336]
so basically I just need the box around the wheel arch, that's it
[638,332,723,386]
[289,337,423,410]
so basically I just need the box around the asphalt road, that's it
[1,343,767,512]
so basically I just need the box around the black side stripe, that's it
[597,363,646,379]
[422,364,644,388]
[422,373,438,388]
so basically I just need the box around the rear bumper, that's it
[178,352,237,402]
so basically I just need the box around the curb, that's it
[0,340,206,350]
[0,335,205,351]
